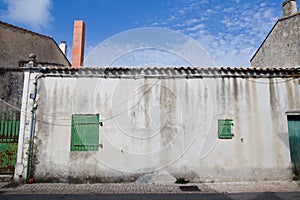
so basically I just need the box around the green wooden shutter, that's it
[218,119,234,139]
[71,114,99,151]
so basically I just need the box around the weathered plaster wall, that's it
[251,14,300,68]
[16,74,300,183]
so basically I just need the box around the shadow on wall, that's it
[0,72,23,110]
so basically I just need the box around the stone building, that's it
[251,0,300,68]
[0,20,70,110]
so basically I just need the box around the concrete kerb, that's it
[0,182,9,189]
[0,181,300,194]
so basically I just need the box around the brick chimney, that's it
[72,20,85,68]
[282,0,297,17]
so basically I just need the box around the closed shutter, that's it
[71,114,99,151]
[218,119,234,139]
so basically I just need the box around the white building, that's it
[13,66,300,183]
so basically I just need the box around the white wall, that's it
[15,74,300,183]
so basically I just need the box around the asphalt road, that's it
[1,192,300,200]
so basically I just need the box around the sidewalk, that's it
[1,181,300,194]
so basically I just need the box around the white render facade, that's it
[14,67,300,183]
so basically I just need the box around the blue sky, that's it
[0,0,298,67]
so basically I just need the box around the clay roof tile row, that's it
[1,66,299,78]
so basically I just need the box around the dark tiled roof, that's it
[0,21,52,40]
[1,66,299,78]
[0,21,71,67]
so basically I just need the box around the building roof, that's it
[0,21,53,40]
[250,12,300,62]
[1,66,299,79]
[0,21,71,67]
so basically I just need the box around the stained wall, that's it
[15,73,300,182]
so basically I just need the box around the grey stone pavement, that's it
[0,181,300,194]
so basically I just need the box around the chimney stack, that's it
[59,41,67,55]
[72,20,85,68]
[282,0,297,17]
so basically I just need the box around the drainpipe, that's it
[25,67,53,182]
[25,54,38,182]
[26,103,37,182]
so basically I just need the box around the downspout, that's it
[25,54,38,182]
[26,83,37,182]
[25,70,51,182]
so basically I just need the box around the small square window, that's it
[218,119,234,139]
[71,114,100,151]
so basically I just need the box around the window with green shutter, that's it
[71,114,100,151]
[218,119,234,139]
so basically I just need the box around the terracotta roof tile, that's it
[1,66,299,78]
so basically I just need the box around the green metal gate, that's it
[287,115,300,177]
[0,111,20,174]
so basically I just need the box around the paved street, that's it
[1,181,300,194]
[1,192,300,200]
[0,181,300,199]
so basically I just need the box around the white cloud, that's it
[186,18,198,25]
[206,9,213,14]
[1,0,53,29]
[146,0,280,67]
[186,24,205,32]
[84,28,214,67]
